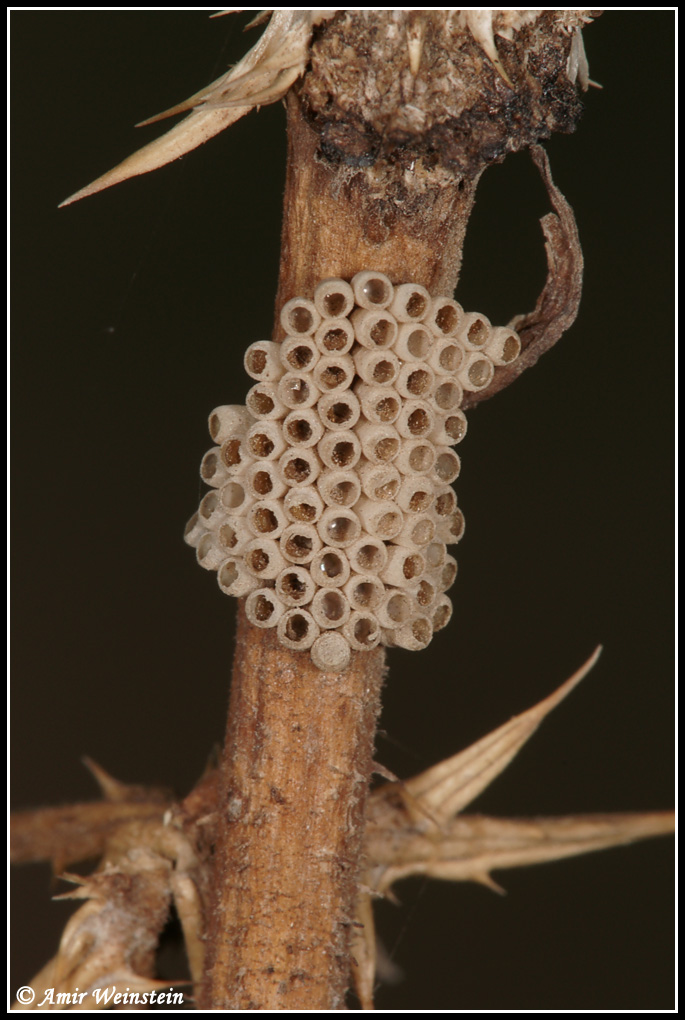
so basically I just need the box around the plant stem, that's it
[200,11,590,1006]
[274,97,477,314]
[200,605,384,1010]
[200,95,471,1011]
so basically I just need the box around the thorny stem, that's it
[200,96,473,1012]
[200,11,591,1009]
[7,10,604,1011]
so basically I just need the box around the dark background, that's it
[11,11,674,1010]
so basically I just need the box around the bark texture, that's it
[274,95,477,317]
[200,607,385,1010]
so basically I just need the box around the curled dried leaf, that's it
[463,145,584,409]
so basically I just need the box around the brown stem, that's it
[200,12,589,1009]
[274,96,479,314]
[200,97,471,1011]
[200,606,385,1009]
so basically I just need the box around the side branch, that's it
[10,801,167,868]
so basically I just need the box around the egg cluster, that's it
[184,272,521,672]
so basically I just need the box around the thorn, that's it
[135,99,198,127]
[52,872,94,900]
[82,756,132,802]
[82,755,173,808]
[196,812,218,827]
[244,11,271,30]
[464,11,514,88]
[383,887,402,907]
[472,871,507,895]
[406,18,425,77]
[54,871,86,887]
[52,888,89,901]
[59,12,314,206]
[371,761,399,783]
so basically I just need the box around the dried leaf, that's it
[368,810,675,894]
[59,12,333,207]
[463,145,585,409]
[389,646,602,828]
[364,647,672,902]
